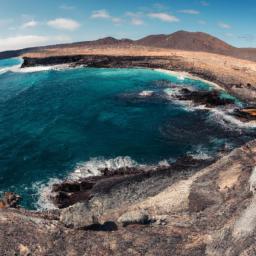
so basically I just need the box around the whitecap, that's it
[69,156,141,180]
[34,156,172,210]
[32,178,61,210]
[18,64,70,73]
[0,64,21,75]
[138,90,154,97]
[208,108,256,130]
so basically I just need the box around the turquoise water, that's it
[0,58,252,209]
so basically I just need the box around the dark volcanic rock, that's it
[177,89,234,107]
[50,156,212,209]
[233,107,256,122]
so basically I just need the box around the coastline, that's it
[1,53,256,254]
[1,140,256,255]
[154,68,224,91]
[21,53,256,103]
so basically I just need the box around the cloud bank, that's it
[47,18,80,30]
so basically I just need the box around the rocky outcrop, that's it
[177,88,234,107]
[1,141,256,255]
[49,155,212,209]
[60,202,99,229]
[233,107,256,122]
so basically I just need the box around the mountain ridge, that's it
[1,30,256,61]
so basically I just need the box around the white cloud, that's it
[0,35,49,51]
[0,34,74,51]
[178,9,200,15]
[22,20,38,29]
[91,9,111,19]
[47,18,80,30]
[218,22,231,29]
[126,12,144,25]
[91,9,122,24]
[131,17,144,25]
[148,12,179,22]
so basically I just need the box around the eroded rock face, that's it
[60,202,99,229]
[1,142,256,255]
[50,156,211,209]
[0,192,21,208]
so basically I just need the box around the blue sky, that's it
[0,0,255,51]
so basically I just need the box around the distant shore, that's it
[154,68,223,90]
[21,48,256,103]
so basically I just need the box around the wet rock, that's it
[177,89,234,107]
[50,157,211,209]
[118,210,150,226]
[60,202,99,229]
[0,192,21,208]
[233,107,256,122]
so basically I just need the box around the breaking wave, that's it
[208,108,256,130]
[34,156,172,210]
[18,64,70,73]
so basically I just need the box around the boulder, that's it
[118,210,150,226]
[60,202,99,229]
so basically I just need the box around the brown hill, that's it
[136,30,234,54]
[1,31,256,61]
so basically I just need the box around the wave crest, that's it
[69,156,140,180]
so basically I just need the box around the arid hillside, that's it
[1,31,256,61]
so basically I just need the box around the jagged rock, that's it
[0,192,21,208]
[233,107,256,122]
[60,202,99,229]
[117,210,150,226]
[177,89,234,107]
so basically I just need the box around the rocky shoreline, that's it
[22,54,256,104]
[1,141,256,255]
[1,55,256,255]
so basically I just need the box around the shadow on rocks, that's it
[86,221,118,232]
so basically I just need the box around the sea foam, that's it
[34,156,172,210]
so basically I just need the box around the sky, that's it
[0,0,256,51]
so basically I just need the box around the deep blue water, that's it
[0,58,252,209]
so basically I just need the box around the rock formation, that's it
[1,141,256,255]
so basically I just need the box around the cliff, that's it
[1,141,256,255]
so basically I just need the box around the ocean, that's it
[0,58,254,209]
